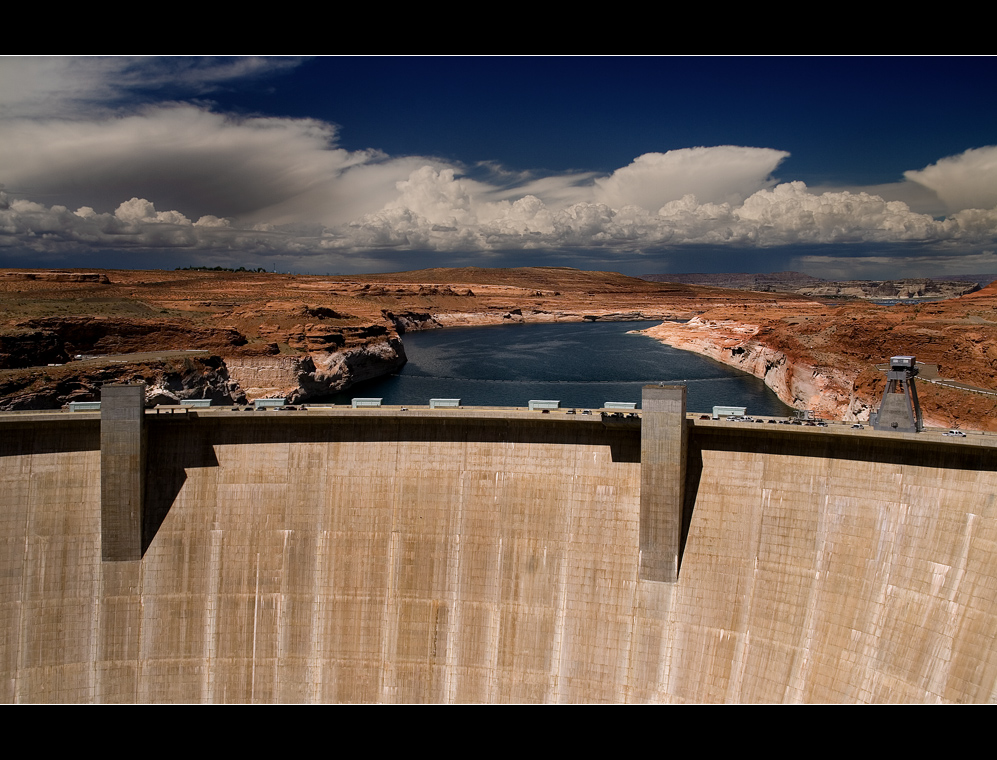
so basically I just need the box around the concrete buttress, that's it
[100,384,146,561]
[639,385,687,582]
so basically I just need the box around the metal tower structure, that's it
[871,355,923,433]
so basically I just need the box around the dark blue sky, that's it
[204,57,997,184]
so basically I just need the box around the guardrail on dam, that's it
[2,386,997,703]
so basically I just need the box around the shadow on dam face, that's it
[688,422,997,472]
[0,419,100,458]
[143,414,641,556]
[680,423,997,581]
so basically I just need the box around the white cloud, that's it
[0,191,300,253]
[5,169,997,263]
[0,55,995,271]
[333,169,997,254]
[904,145,997,214]
[593,146,788,210]
[0,104,389,221]
[734,182,944,244]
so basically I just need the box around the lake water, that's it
[327,321,793,415]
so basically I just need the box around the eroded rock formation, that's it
[640,317,872,422]
[639,283,997,430]
[1,317,248,368]
[225,332,407,403]
[0,354,245,411]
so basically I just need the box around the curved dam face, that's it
[2,397,997,702]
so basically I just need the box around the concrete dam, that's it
[3,385,997,703]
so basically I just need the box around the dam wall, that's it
[2,402,997,702]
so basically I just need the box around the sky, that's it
[1,55,996,279]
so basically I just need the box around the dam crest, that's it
[3,386,997,703]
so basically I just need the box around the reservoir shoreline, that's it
[327,316,794,416]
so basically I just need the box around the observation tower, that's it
[871,355,923,433]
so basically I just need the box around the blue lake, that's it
[327,321,793,415]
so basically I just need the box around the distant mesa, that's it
[2,271,110,284]
[641,271,988,300]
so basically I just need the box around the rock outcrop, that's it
[1,317,248,368]
[0,328,67,369]
[639,281,997,431]
[382,310,442,334]
[289,337,407,403]
[795,279,980,300]
[225,334,407,403]
[0,311,408,408]
[0,354,245,411]
[639,318,872,421]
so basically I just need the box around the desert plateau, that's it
[1,266,996,431]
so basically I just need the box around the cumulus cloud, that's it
[332,168,997,254]
[811,146,997,219]
[4,164,997,265]
[734,182,945,243]
[593,146,788,210]
[0,56,995,273]
[904,145,997,214]
[319,147,995,258]
[0,104,406,223]
[0,191,296,254]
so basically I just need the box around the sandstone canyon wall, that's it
[639,317,873,422]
